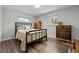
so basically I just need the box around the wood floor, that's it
[0,38,74,53]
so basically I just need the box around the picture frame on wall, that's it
[51,16,58,24]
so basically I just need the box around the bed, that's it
[15,22,47,52]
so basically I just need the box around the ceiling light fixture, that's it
[34,5,40,8]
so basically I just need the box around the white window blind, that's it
[18,17,29,22]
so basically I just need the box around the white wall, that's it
[37,6,79,40]
[2,7,35,41]
[0,5,2,41]
[2,6,79,41]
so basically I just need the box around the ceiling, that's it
[2,5,71,16]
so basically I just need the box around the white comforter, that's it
[16,29,46,51]
[16,29,26,51]
[16,29,45,51]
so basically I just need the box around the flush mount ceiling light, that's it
[34,5,40,8]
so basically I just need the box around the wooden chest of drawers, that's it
[56,25,72,42]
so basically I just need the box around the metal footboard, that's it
[25,29,47,52]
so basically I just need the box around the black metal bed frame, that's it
[25,29,47,52]
[15,22,47,52]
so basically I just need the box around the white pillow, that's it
[17,24,26,30]
[25,25,31,30]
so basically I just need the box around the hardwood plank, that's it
[0,38,74,53]
[75,40,79,53]
[1,41,7,53]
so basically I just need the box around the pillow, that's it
[25,25,31,30]
[17,24,31,30]
[17,24,26,30]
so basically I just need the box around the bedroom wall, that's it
[2,7,36,41]
[37,6,79,40]
[0,5,2,41]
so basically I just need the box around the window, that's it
[18,17,29,22]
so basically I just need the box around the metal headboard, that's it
[15,22,32,36]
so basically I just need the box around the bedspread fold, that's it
[16,30,26,51]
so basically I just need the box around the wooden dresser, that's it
[56,25,72,42]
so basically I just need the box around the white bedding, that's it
[16,29,46,51]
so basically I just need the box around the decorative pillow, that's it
[25,25,31,30]
[17,24,26,30]
[17,24,31,30]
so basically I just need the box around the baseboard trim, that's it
[47,37,56,40]
[0,37,16,42]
